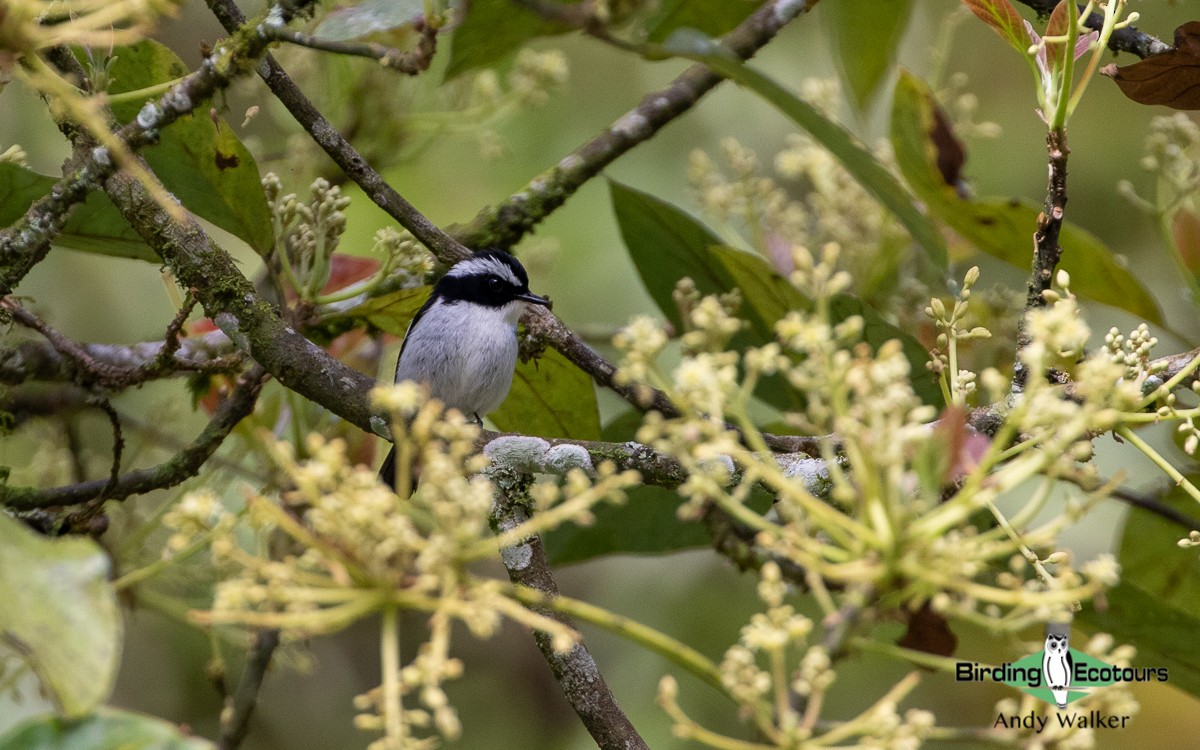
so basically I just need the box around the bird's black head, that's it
[436,250,551,310]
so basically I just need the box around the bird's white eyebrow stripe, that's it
[447,256,520,285]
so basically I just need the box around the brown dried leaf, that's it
[898,602,958,659]
[1103,21,1200,110]
[930,101,967,189]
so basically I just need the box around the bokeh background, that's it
[3,0,1200,747]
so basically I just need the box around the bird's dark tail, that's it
[379,445,397,490]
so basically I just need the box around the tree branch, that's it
[217,628,281,750]
[0,329,240,386]
[451,0,818,250]
[490,480,649,750]
[0,365,267,510]
[0,386,91,427]
[0,0,322,297]
[261,16,438,74]
[101,161,385,430]
[1013,1,1170,59]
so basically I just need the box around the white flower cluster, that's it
[659,561,937,749]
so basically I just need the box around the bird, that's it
[379,249,551,489]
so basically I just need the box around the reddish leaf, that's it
[322,255,380,294]
[961,0,1032,54]
[1043,0,1078,75]
[1103,22,1200,110]
[1174,209,1200,275]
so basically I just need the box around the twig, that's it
[490,480,649,750]
[90,396,125,495]
[217,629,281,750]
[261,17,438,74]
[451,0,817,250]
[0,365,267,510]
[1013,0,1170,59]
[1111,484,1200,529]
[1013,127,1070,389]
[2,298,244,389]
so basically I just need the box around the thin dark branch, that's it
[217,629,281,750]
[155,291,199,366]
[451,0,817,251]
[62,414,88,483]
[1150,345,1200,386]
[0,386,90,428]
[205,0,473,266]
[0,330,242,386]
[89,395,125,495]
[0,365,267,510]
[1111,484,1200,530]
[1013,1,1170,59]
[490,481,649,750]
[262,17,438,74]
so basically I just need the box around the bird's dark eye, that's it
[487,277,504,291]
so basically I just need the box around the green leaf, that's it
[101,41,273,254]
[314,0,424,41]
[662,33,948,272]
[710,243,807,342]
[890,71,1163,324]
[0,163,155,261]
[609,180,735,332]
[491,348,601,440]
[0,709,211,750]
[445,0,572,79]
[0,514,121,718]
[961,0,1033,54]
[610,182,940,409]
[1076,487,1200,700]
[333,286,432,336]
[824,0,914,108]
[643,0,758,44]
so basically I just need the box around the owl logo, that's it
[1042,624,1073,709]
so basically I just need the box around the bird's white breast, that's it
[394,299,522,419]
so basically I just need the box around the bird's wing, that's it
[396,291,440,367]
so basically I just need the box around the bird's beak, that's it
[517,291,553,310]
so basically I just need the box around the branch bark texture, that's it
[0,0,322,297]
[491,486,649,750]
[1014,0,1170,58]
